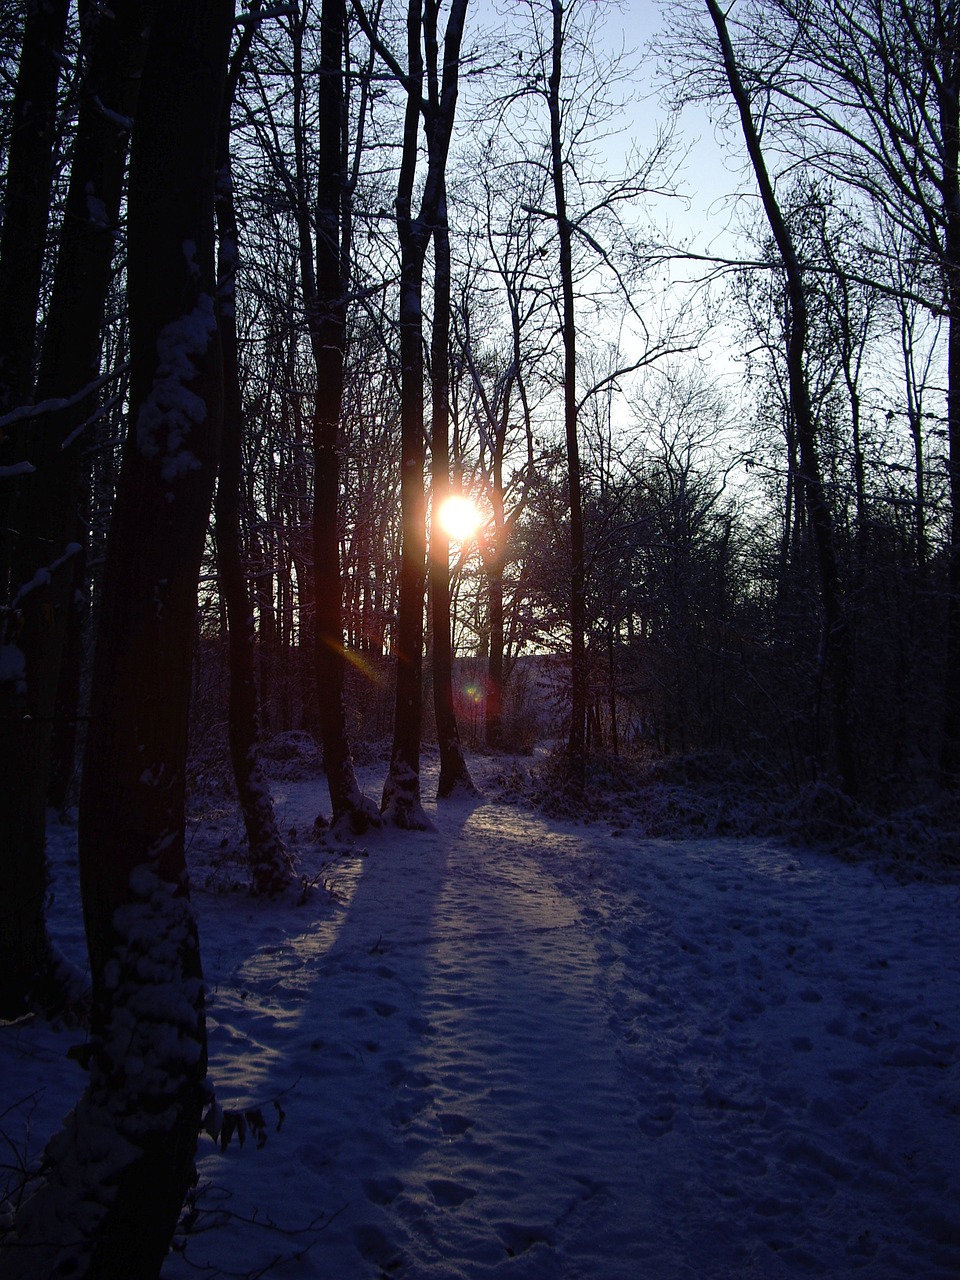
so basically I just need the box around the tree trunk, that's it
[0,0,68,425]
[486,560,505,749]
[708,0,859,795]
[548,0,587,792]
[214,7,297,892]
[8,4,232,1273]
[0,0,153,1021]
[0,0,70,1021]
[941,299,960,782]
[939,44,960,783]
[431,194,477,798]
[312,0,380,832]
[381,0,469,827]
[382,229,434,826]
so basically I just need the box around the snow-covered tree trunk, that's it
[6,0,233,1273]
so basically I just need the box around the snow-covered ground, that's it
[3,751,960,1278]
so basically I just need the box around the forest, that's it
[1,0,959,1274]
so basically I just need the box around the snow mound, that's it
[257,731,324,780]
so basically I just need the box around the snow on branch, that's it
[91,95,133,132]
[0,462,35,479]
[0,364,130,437]
[10,543,83,611]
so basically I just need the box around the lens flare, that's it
[436,494,482,541]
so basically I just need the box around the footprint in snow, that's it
[438,1112,475,1136]
[427,1178,476,1208]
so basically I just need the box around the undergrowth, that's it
[486,747,960,883]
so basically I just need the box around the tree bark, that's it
[0,0,70,1020]
[8,3,232,1273]
[214,6,297,892]
[380,0,469,827]
[430,193,477,798]
[313,0,381,831]
[0,0,154,1021]
[707,0,858,795]
[0,0,68,426]
[547,0,587,792]
[938,27,960,781]
[486,560,506,748]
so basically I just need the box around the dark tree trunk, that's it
[47,550,85,811]
[548,0,586,792]
[0,0,153,1021]
[214,8,296,892]
[381,0,469,827]
[482,369,524,752]
[485,562,505,749]
[8,3,232,1273]
[941,300,960,782]
[313,0,380,832]
[382,224,433,826]
[708,0,858,795]
[939,38,960,783]
[0,0,68,426]
[0,0,70,1021]
[430,195,477,798]
[462,299,533,753]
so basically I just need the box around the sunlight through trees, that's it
[3,0,960,1267]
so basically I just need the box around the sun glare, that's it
[436,494,482,542]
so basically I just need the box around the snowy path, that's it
[3,761,959,1278]
[163,771,960,1279]
[179,795,652,1278]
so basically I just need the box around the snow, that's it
[0,642,26,690]
[8,543,83,612]
[2,752,960,1278]
[136,294,217,482]
[84,182,109,230]
[0,461,35,478]
[91,96,133,132]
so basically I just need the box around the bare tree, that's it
[214,1,298,891]
[0,0,68,424]
[7,3,233,1273]
[312,0,382,830]
[543,0,588,787]
[363,0,470,827]
[672,0,960,775]
[430,183,479,796]
[0,0,70,1021]
[0,0,155,1019]
[706,0,859,794]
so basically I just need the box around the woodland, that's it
[1,0,960,1273]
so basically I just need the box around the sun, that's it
[436,494,483,542]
